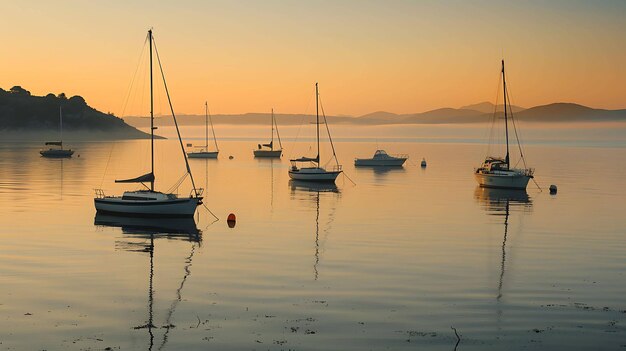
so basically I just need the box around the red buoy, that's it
[227,213,236,228]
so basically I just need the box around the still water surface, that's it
[0,126,625,350]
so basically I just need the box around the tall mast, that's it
[149,29,155,191]
[59,106,63,143]
[502,60,510,169]
[271,108,274,150]
[205,101,208,148]
[316,82,320,164]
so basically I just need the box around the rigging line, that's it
[342,171,357,186]
[317,93,339,167]
[273,111,283,150]
[166,172,189,194]
[202,202,220,221]
[206,102,219,152]
[289,92,314,159]
[505,84,528,169]
[100,141,116,188]
[152,36,199,196]
[120,35,149,117]
[487,73,503,157]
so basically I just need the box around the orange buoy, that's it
[227,213,236,228]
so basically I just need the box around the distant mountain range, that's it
[124,101,626,127]
[0,86,152,140]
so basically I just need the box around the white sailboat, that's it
[187,101,219,158]
[94,29,203,218]
[475,60,534,190]
[288,83,342,182]
[40,106,74,158]
[253,108,283,158]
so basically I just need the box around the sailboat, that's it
[40,106,74,158]
[187,101,219,158]
[253,108,283,158]
[288,83,342,182]
[475,60,534,190]
[94,29,203,218]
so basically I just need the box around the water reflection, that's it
[94,215,201,350]
[289,180,340,280]
[354,165,407,177]
[474,187,533,300]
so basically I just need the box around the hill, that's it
[514,103,626,122]
[0,86,153,140]
[460,101,525,113]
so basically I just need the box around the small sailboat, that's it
[475,60,534,190]
[187,101,219,158]
[40,106,74,158]
[253,108,283,158]
[354,150,408,167]
[288,83,342,182]
[94,29,203,218]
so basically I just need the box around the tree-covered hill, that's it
[0,86,151,139]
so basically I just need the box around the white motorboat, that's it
[40,106,74,158]
[94,29,203,218]
[288,83,342,182]
[254,108,283,158]
[475,60,534,190]
[354,150,408,167]
[187,101,219,159]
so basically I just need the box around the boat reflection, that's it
[474,187,533,300]
[289,180,340,280]
[94,214,200,350]
[95,213,201,239]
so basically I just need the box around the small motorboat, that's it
[421,158,427,167]
[354,150,408,167]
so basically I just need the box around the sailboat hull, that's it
[187,151,219,159]
[254,149,282,158]
[474,172,531,190]
[40,149,74,158]
[94,197,201,217]
[288,167,342,182]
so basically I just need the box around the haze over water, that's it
[0,124,624,350]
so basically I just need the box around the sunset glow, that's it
[1,1,624,117]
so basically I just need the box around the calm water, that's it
[0,125,625,350]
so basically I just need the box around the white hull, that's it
[40,149,74,158]
[253,149,282,158]
[288,167,342,182]
[474,172,531,190]
[187,151,218,159]
[94,197,201,217]
[354,158,406,166]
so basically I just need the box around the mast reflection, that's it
[289,180,340,280]
[474,187,532,300]
[94,214,201,350]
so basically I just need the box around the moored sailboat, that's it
[475,60,534,190]
[40,106,74,158]
[253,108,283,158]
[187,101,219,158]
[94,29,203,217]
[288,83,342,182]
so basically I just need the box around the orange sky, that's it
[1,1,624,116]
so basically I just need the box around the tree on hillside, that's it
[10,86,30,96]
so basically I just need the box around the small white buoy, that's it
[549,184,557,194]
[420,158,427,168]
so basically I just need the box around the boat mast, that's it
[149,29,155,191]
[59,106,63,144]
[502,60,510,169]
[316,82,320,164]
[205,101,208,149]
[271,108,274,150]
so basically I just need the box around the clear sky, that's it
[1,0,624,116]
